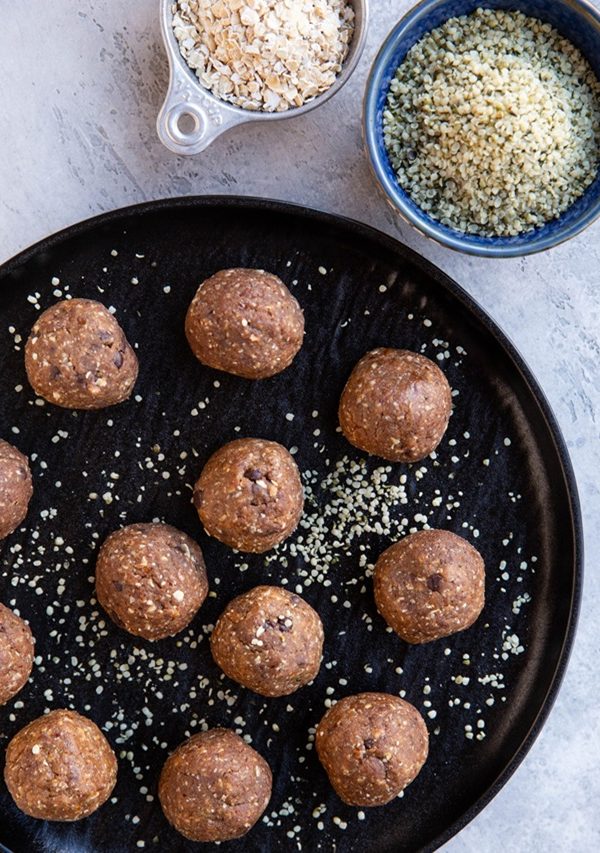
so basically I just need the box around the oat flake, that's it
[172,0,355,112]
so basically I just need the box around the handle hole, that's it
[177,112,199,136]
[165,104,206,147]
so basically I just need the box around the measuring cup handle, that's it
[156,63,240,156]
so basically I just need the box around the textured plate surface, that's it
[0,198,581,853]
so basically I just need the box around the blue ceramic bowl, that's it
[364,0,600,257]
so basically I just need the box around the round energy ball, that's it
[339,348,452,462]
[96,523,209,641]
[4,709,117,821]
[316,692,429,807]
[193,438,304,553]
[0,603,34,706]
[0,440,33,539]
[374,529,485,643]
[185,268,304,379]
[25,298,138,409]
[159,729,272,842]
[211,586,324,697]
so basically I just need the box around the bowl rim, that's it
[363,0,600,258]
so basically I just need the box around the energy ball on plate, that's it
[185,268,304,379]
[0,439,33,539]
[193,438,304,553]
[374,529,485,644]
[316,692,429,807]
[96,522,208,641]
[0,603,34,705]
[25,298,138,409]
[4,709,117,821]
[211,585,324,697]
[339,348,452,462]
[159,728,272,842]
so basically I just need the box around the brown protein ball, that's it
[339,348,452,462]
[96,522,208,641]
[4,709,117,821]
[316,693,429,807]
[0,440,33,539]
[159,728,272,842]
[185,268,305,379]
[193,438,304,553]
[0,603,34,705]
[24,298,138,409]
[211,585,324,697]
[374,529,485,644]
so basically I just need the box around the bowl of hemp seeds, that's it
[363,0,600,257]
[157,0,367,156]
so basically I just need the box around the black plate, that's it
[0,198,581,853]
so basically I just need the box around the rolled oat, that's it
[172,0,354,112]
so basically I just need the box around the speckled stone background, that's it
[0,1,598,850]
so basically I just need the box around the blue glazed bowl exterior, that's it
[364,0,600,257]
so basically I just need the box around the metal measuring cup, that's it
[157,0,369,156]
